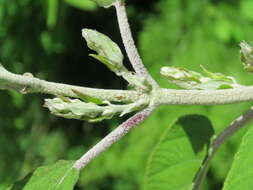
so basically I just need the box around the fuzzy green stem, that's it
[3,66,253,105]
[155,88,253,105]
[73,107,154,170]
[113,1,159,88]
[0,65,141,103]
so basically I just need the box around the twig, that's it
[191,106,253,190]
[156,88,253,105]
[0,64,141,103]
[113,1,158,87]
[4,66,253,105]
[73,107,154,170]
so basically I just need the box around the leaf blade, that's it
[23,160,79,190]
[143,115,214,190]
[222,125,253,190]
[64,0,97,11]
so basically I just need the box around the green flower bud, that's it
[160,66,241,90]
[82,29,125,73]
[44,96,148,122]
[44,97,104,121]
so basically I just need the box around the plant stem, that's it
[113,1,158,88]
[191,106,253,190]
[0,65,141,103]
[4,65,253,105]
[156,88,253,105]
[73,107,154,170]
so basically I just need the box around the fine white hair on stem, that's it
[73,107,154,171]
[113,1,159,88]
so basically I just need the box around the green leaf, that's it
[64,0,97,11]
[240,0,253,21]
[222,125,253,190]
[82,29,124,73]
[200,65,234,83]
[120,99,146,117]
[89,54,123,73]
[47,0,59,29]
[23,160,79,190]
[72,89,104,104]
[214,17,232,42]
[91,0,116,8]
[143,115,214,190]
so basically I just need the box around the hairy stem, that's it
[113,1,158,87]
[191,106,253,190]
[4,65,253,105]
[156,88,253,105]
[0,65,141,103]
[73,107,154,170]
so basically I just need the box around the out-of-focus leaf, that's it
[91,0,117,8]
[47,0,59,29]
[36,131,68,164]
[143,115,214,190]
[23,160,79,190]
[64,0,97,11]
[240,0,253,21]
[214,17,232,42]
[9,91,24,108]
[40,31,64,54]
[222,125,253,190]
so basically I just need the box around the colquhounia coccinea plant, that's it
[1,0,253,189]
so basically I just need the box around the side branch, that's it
[192,106,253,190]
[156,88,253,105]
[73,107,154,170]
[0,65,141,103]
[114,1,158,87]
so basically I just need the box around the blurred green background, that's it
[1,0,253,189]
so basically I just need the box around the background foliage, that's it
[1,0,253,189]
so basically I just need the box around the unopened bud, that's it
[82,29,125,73]
[160,66,241,90]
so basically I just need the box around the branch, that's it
[113,1,158,87]
[191,106,253,190]
[4,65,253,106]
[0,65,141,103]
[73,107,154,170]
[156,88,253,105]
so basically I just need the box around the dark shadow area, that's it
[178,115,215,153]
